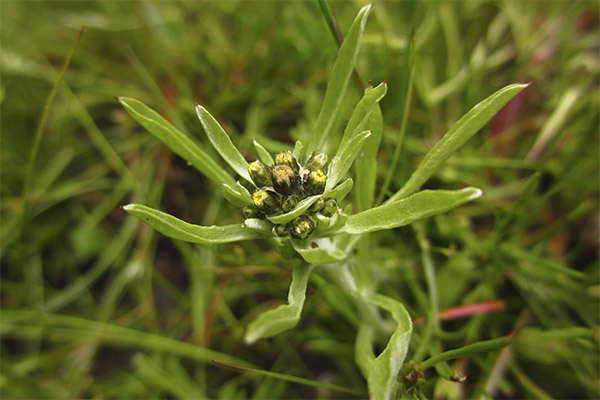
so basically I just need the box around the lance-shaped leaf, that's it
[291,238,346,264]
[346,187,483,234]
[267,195,321,225]
[244,263,314,344]
[356,105,383,211]
[313,4,372,150]
[253,140,275,165]
[361,293,412,400]
[327,178,354,203]
[119,97,236,187]
[326,130,371,192]
[387,83,529,202]
[123,204,264,243]
[339,81,387,151]
[196,105,252,183]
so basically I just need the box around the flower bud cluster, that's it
[240,151,340,239]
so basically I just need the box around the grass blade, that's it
[119,97,236,187]
[196,105,252,182]
[213,359,366,396]
[244,264,314,344]
[386,83,529,203]
[346,187,483,234]
[313,4,372,151]
[122,204,264,244]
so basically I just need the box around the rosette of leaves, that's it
[118,4,527,398]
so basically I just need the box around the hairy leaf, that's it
[253,140,275,165]
[244,263,314,344]
[267,195,321,225]
[123,204,264,243]
[326,130,371,192]
[119,97,236,187]
[196,105,252,182]
[340,81,387,151]
[291,238,346,264]
[313,4,372,151]
[387,83,529,202]
[222,183,253,207]
[327,178,354,203]
[346,187,483,234]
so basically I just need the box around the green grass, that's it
[1,1,598,399]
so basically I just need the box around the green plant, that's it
[118,5,527,398]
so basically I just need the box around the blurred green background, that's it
[1,1,598,398]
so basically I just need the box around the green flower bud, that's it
[241,205,261,219]
[273,224,289,237]
[252,188,281,215]
[305,151,328,171]
[290,215,316,240]
[248,160,272,187]
[281,196,297,212]
[304,169,326,195]
[309,197,324,213]
[320,198,338,217]
[274,151,299,173]
[271,164,298,195]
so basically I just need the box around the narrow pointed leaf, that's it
[119,97,235,187]
[388,83,529,202]
[291,238,346,264]
[244,263,314,344]
[363,294,412,400]
[327,178,353,203]
[340,81,387,151]
[267,195,321,225]
[196,105,252,182]
[123,204,264,243]
[222,183,253,207]
[243,218,274,236]
[346,187,483,234]
[326,130,371,192]
[253,140,275,165]
[356,105,383,211]
[313,4,372,150]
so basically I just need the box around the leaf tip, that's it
[121,204,134,212]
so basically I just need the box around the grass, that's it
[1,1,598,398]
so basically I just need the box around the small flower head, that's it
[309,197,324,213]
[253,188,281,215]
[241,205,261,219]
[273,224,289,237]
[249,160,272,187]
[272,164,298,195]
[305,151,328,171]
[304,169,326,195]
[290,215,316,240]
[320,198,338,217]
[281,196,297,212]
[274,151,299,173]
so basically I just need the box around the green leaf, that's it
[119,97,236,187]
[244,263,314,344]
[266,195,321,225]
[222,184,253,207]
[291,238,346,264]
[340,81,387,151]
[253,140,275,165]
[326,130,371,192]
[356,105,383,211]
[292,140,304,162]
[196,105,252,183]
[346,187,483,234]
[363,294,412,400]
[123,204,264,243]
[313,4,372,150]
[327,178,354,203]
[387,83,529,202]
[313,212,349,236]
[244,218,274,236]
